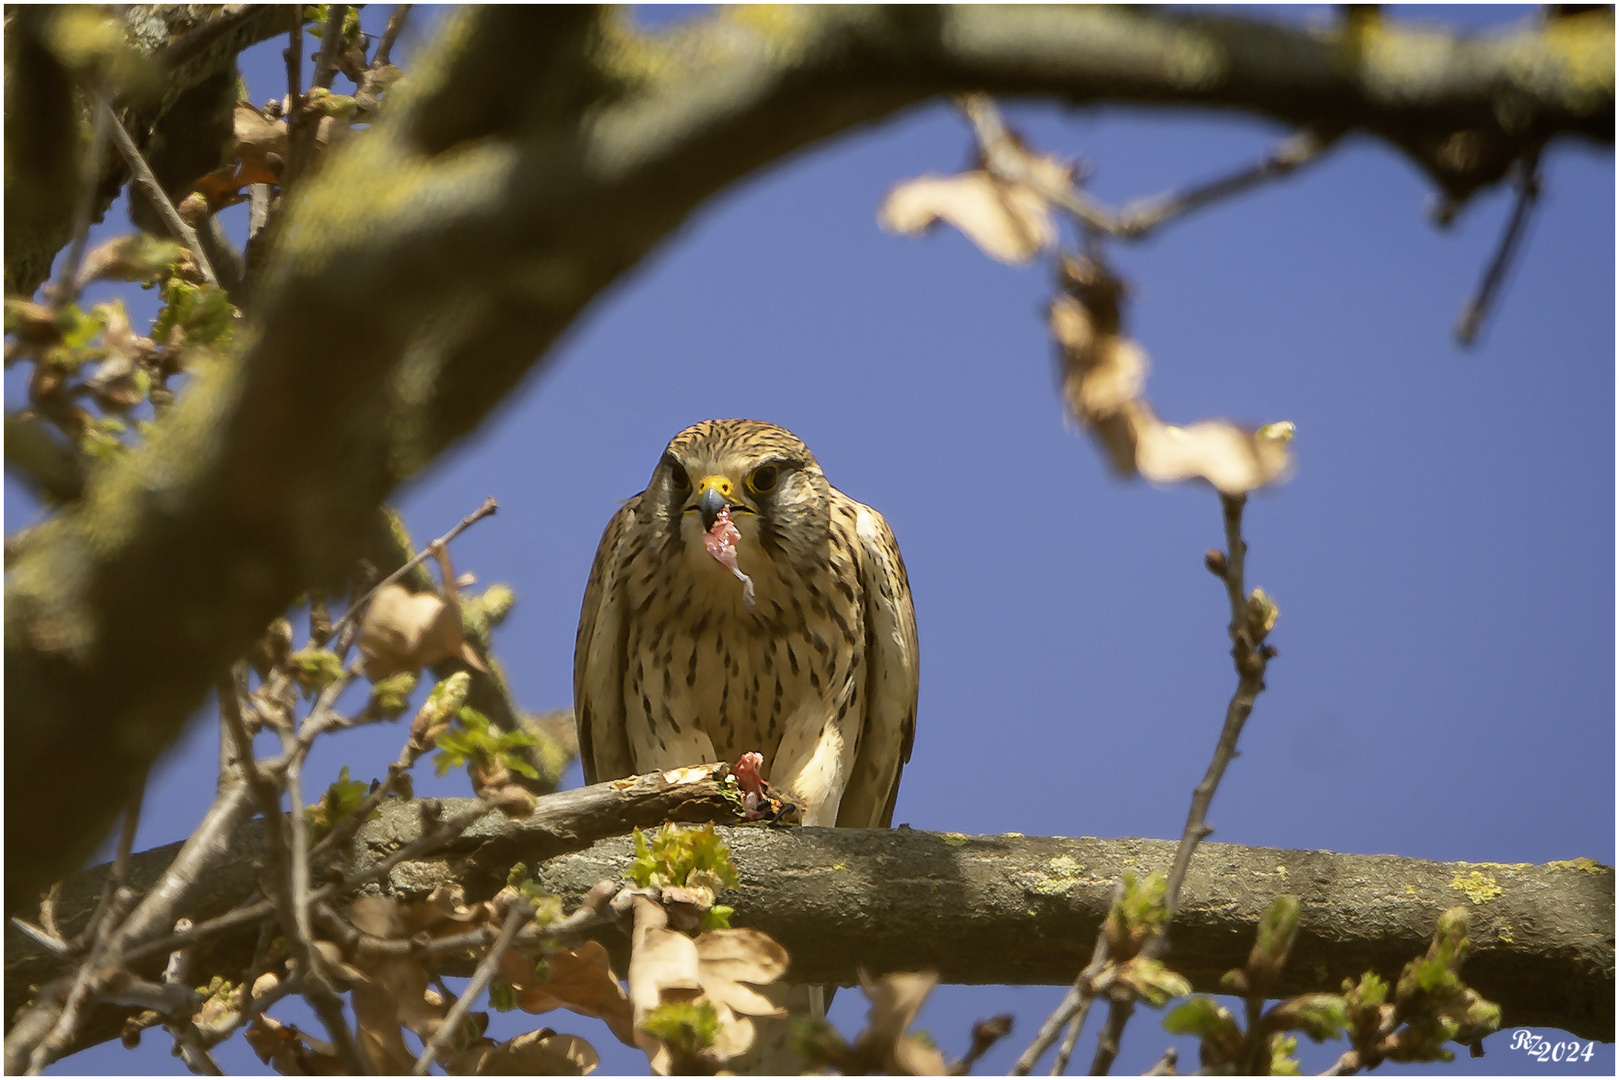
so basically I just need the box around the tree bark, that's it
[6,772,1612,1057]
[6,4,1613,914]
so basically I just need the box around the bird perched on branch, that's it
[575,418,918,829]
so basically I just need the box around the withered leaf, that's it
[861,969,949,1076]
[245,1016,345,1075]
[359,583,487,680]
[503,940,637,1045]
[463,1028,600,1076]
[1127,402,1295,495]
[879,170,1056,264]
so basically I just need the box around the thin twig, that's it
[1146,1046,1180,1075]
[952,1014,1014,1075]
[1087,999,1134,1076]
[1455,149,1542,346]
[98,96,218,287]
[311,5,348,91]
[105,780,255,959]
[1012,888,1115,1074]
[1116,131,1328,238]
[412,898,532,1074]
[1320,1049,1362,1075]
[50,95,112,310]
[126,800,497,966]
[329,495,499,640]
[374,4,412,66]
[10,919,70,956]
[962,95,1330,244]
[960,95,1119,234]
[1019,496,1274,1075]
[1160,495,1263,920]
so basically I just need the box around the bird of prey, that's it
[574,418,918,829]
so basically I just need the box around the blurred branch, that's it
[1455,150,1544,346]
[7,3,1612,913]
[99,95,218,287]
[962,93,1331,242]
[7,791,1611,1058]
[4,5,288,296]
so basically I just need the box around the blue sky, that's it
[18,5,1613,1075]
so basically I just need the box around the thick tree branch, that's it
[7,5,1613,914]
[4,5,289,297]
[6,777,1612,1058]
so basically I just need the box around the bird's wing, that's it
[836,499,919,829]
[574,496,640,786]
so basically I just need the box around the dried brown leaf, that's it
[879,171,1055,264]
[856,969,949,1075]
[505,941,636,1047]
[1127,402,1295,495]
[465,1028,600,1075]
[359,584,467,679]
[693,928,789,1017]
[245,1015,345,1075]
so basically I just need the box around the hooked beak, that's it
[695,485,728,532]
[690,475,734,532]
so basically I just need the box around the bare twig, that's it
[960,94,1119,234]
[962,95,1330,244]
[50,95,112,310]
[125,800,497,967]
[1013,889,1115,1074]
[329,495,499,641]
[374,4,412,66]
[10,918,70,956]
[1020,496,1275,1074]
[110,780,255,955]
[1161,495,1266,919]
[952,1014,1013,1075]
[311,5,348,91]
[98,96,218,287]
[1050,1008,1085,1075]
[1146,1046,1180,1075]
[1455,149,1543,346]
[412,897,532,1074]
[1320,1049,1362,1075]
[1087,999,1134,1076]
[1116,131,1329,238]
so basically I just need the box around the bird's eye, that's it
[746,465,778,494]
[665,458,690,490]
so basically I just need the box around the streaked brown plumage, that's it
[574,419,918,829]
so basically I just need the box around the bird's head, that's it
[646,419,832,584]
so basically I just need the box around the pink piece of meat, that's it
[703,507,756,610]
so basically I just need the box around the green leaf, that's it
[288,647,345,695]
[1105,872,1169,959]
[1266,994,1348,1041]
[1247,894,1302,992]
[304,765,376,845]
[1163,997,1235,1038]
[642,999,721,1055]
[626,824,739,906]
[487,980,518,1012]
[1116,957,1192,1007]
[153,278,235,347]
[700,904,735,931]
[368,671,418,718]
[57,303,106,349]
[1269,1033,1302,1076]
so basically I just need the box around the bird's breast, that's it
[620,542,865,777]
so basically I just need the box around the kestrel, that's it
[574,419,918,829]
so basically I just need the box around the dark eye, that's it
[664,457,690,491]
[746,465,778,494]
